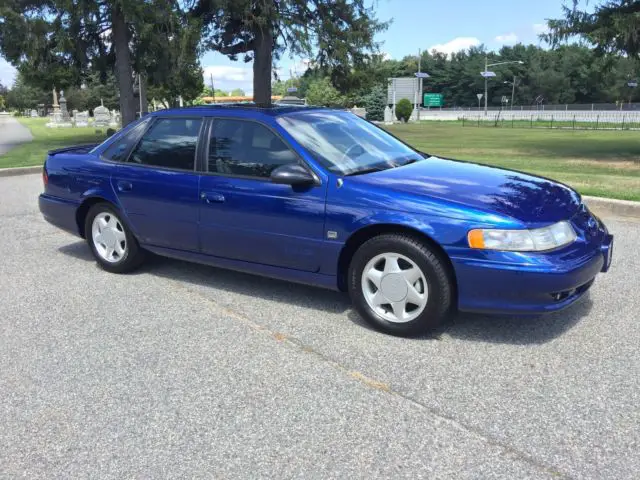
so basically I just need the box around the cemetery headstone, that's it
[94,104,111,128]
[74,111,89,127]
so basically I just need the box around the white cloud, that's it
[202,65,253,94]
[495,33,518,44]
[427,37,480,55]
[0,57,17,87]
[533,23,549,35]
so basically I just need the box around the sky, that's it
[0,0,565,93]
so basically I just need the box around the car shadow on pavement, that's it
[58,240,592,343]
[441,296,593,345]
[58,241,352,315]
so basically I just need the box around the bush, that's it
[305,77,345,107]
[364,85,387,122]
[395,98,412,122]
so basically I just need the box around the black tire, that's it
[348,234,452,336]
[84,203,146,273]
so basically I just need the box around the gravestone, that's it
[109,110,120,127]
[46,110,72,128]
[59,90,71,122]
[30,109,38,118]
[383,105,393,123]
[350,105,367,119]
[94,104,111,128]
[74,110,89,127]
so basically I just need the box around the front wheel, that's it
[85,203,145,273]
[348,234,452,336]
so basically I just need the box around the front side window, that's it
[128,118,202,170]
[208,119,298,178]
[276,111,424,176]
[101,118,152,162]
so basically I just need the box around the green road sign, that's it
[423,93,444,107]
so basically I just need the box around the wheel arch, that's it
[336,223,458,302]
[76,196,118,238]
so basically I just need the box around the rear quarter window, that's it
[102,118,152,162]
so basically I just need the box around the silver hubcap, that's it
[361,253,429,323]
[91,212,127,263]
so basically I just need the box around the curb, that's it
[0,166,42,177]
[584,196,640,220]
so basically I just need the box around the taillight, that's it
[42,166,48,186]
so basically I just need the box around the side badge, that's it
[327,231,338,239]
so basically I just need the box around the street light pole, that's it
[483,59,523,115]
[417,49,421,122]
[511,75,516,109]
[484,55,488,115]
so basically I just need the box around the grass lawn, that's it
[0,118,108,169]
[387,122,640,201]
[1,117,638,201]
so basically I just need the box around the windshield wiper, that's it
[344,166,389,176]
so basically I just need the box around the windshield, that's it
[276,111,424,175]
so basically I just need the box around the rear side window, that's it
[128,118,202,171]
[208,119,298,178]
[102,118,151,162]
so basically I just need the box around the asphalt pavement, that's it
[0,115,33,155]
[1,174,639,479]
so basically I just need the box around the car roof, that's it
[148,104,334,118]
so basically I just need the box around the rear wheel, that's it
[85,203,145,273]
[348,234,452,336]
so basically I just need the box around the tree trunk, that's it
[111,4,136,126]
[252,26,273,107]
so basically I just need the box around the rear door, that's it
[109,116,204,251]
[198,117,327,272]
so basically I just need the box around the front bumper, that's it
[450,224,613,315]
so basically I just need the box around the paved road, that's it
[0,115,33,155]
[1,174,639,479]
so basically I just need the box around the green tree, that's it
[230,88,246,96]
[0,0,204,125]
[191,0,387,106]
[544,0,640,58]
[363,84,386,121]
[305,77,344,106]
[395,98,412,122]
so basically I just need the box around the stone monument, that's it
[383,105,393,123]
[52,87,60,112]
[59,90,71,122]
[94,100,111,128]
[74,111,89,127]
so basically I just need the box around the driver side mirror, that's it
[270,163,316,186]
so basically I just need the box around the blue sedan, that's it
[39,105,613,336]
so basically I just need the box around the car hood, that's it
[348,156,581,224]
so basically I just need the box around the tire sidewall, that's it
[348,236,450,336]
[85,203,140,273]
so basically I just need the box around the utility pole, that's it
[484,55,488,115]
[417,49,421,121]
[210,73,215,103]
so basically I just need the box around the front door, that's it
[111,117,203,251]
[198,117,326,272]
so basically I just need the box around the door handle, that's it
[200,192,225,203]
[117,181,132,192]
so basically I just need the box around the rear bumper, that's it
[451,234,613,315]
[39,194,81,237]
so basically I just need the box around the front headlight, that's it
[468,221,577,252]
